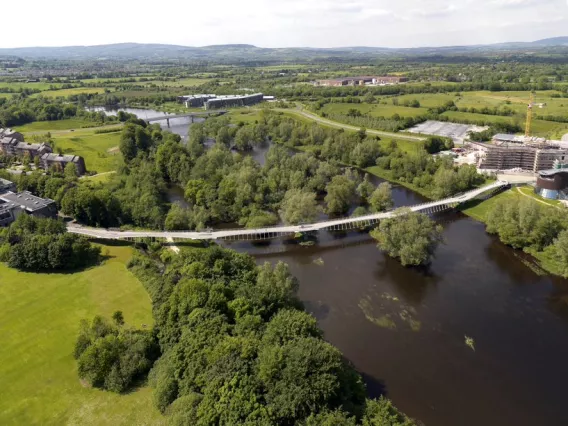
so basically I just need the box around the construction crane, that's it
[525,92,534,138]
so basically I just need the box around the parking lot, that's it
[408,120,488,144]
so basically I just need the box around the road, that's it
[68,181,508,242]
[276,108,427,142]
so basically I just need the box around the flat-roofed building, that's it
[475,142,568,173]
[0,201,23,227]
[0,178,16,194]
[40,153,86,175]
[0,191,57,220]
[535,168,568,199]
[177,94,217,108]
[205,93,264,110]
[317,76,408,86]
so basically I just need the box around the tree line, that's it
[77,244,418,425]
[0,215,100,271]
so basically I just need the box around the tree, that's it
[165,203,193,230]
[112,311,125,327]
[215,126,231,147]
[423,136,453,154]
[324,175,356,216]
[234,126,257,151]
[64,162,78,181]
[279,189,319,225]
[370,210,443,266]
[553,230,568,278]
[357,174,375,202]
[369,182,393,212]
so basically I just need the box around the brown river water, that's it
[115,109,568,426]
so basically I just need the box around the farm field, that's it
[15,118,107,133]
[0,244,163,426]
[441,110,568,138]
[32,87,108,98]
[321,102,428,118]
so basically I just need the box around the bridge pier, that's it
[166,118,170,128]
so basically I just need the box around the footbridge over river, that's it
[144,110,227,126]
[68,181,509,242]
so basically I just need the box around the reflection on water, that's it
[117,107,568,426]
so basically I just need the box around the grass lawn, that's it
[32,87,108,98]
[460,188,520,221]
[321,103,428,118]
[15,119,106,133]
[54,131,122,174]
[0,244,164,426]
[228,108,265,124]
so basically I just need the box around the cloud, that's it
[491,0,548,7]
[410,4,458,18]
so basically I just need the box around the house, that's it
[0,137,52,158]
[40,153,86,175]
[0,128,24,142]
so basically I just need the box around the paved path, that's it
[277,108,427,142]
[68,181,508,242]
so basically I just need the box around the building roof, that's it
[41,153,83,163]
[538,168,568,177]
[0,191,55,212]
[0,177,14,187]
[493,133,519,142]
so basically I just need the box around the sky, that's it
[2,0,567,48]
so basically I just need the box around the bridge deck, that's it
[145,111,227,122]
[68,181,509,241]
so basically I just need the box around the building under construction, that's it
[474,137,568,173]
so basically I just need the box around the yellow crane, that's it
[525,92,534,138]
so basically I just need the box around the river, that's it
[110,107,568,426]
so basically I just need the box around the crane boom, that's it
[525,92,534,137]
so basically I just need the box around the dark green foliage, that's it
[74,315,158,393]
[126,246,414,425]
[0,216,99,271]
[486,197,568,251]
[423,136,454,154]
[370,210,444,266]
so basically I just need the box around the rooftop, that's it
[0,191,56,212]
[41,153,82,162]
[539,169,568,177]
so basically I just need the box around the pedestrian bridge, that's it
[67,181,509,242]
[145,110,227,125]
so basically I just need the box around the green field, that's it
[0,81,64,91]
[140,77,213,87]
[33,87,108,98]
[321,102,428,118]
[440,110,568,137]
[14,120,123,174]
[15,119,106,133]
[54,131,122,173]
[0,244,164,426]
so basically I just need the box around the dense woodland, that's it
[485,197,568,277]
[79,244,416,425]
[0,215,99,271]
[5,110,487,232]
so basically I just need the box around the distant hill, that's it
[1,37,567,61]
